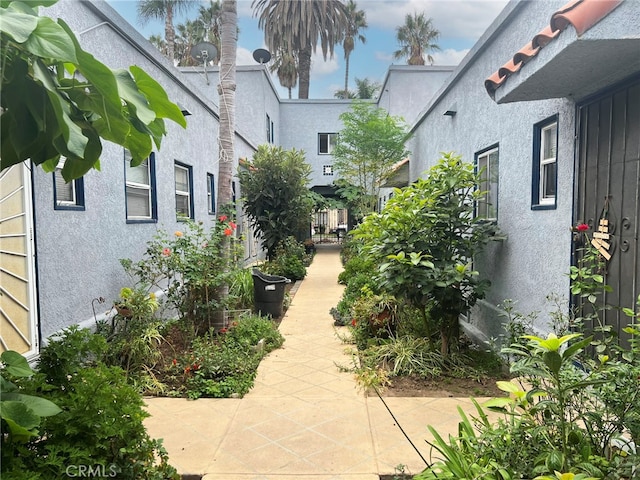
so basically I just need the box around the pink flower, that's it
[576,223,589,232]
[229,221,237,230]
[219,327,228,334]
[162,248,171,256]
[224,228,233,236]
[219,215,228,222]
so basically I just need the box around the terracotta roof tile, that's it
[485,0,623,99]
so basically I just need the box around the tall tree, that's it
[217,0,236,214]
[342,0,367,94]
[174,2,222,66]
[332,102,410,218]
[394,12,440,66]
[148,33,168,57]
[197,0,223,63]
[354,77,380,99]
[137,0,195,64]
[252,0,348,99]
[270,45,298,99]
[238,145,313,260]
[215,0,237,306]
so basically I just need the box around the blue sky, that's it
[106,0,509,99]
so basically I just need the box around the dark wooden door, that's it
[575,76,640,343]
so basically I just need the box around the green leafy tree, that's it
[332,101,410,218]
[137,0,196,63]
[238,145,314,260]
[394,11,440,66]
[0,0,186,180]
[353,153,500,356]
[342,0,367,94]
[252,0,348,99]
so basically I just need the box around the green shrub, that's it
[225,314,285,352]
[182,332,260,399]
[228,267,255,310]
[4,329,178,479]
[263,236,309,280]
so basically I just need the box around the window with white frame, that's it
[207,173,215,214]
[476,146,499,220]
[53,159,84,210]
[175,162,193,219]
[318,133,337,154]
[532,116,558,209]
[125,151,156,221]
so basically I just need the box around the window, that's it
[318,133,337,154]
[322,165,333,176]
[125,151,156,222]
[532,116,558,209]
[207,173,215,215]
[175,162,194,220]
[476,146,499,220]
[53,159,84,210]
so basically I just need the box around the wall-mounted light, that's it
[443,102,457,117]
[178,103,192,116]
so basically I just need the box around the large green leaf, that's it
[0,400,40,431]
[131,66,186,128]
[32,59,87,158]
[2,392,62,417]
[0,7,38,43]
[23,16,77,63]
[1,351,34,377]
[113,69,156,125]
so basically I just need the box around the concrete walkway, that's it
[144,244,486,479]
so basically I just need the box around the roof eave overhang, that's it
[381,159,410,188]
[494,35,640,104]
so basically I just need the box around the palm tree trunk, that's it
[298,45,312,99]
[344,54,350,93]
[216,0,237,320]
[165,6,175,64]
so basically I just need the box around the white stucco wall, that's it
[34,0,257,336]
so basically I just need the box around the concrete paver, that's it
[144,244,487,479]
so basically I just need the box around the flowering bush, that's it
[120,218,243,334]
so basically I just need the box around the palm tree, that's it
[148,33,168,57]
[216,0,237,310]
[217,0,236,215]
[342,0,367,94]
[173,2,223,67]
[354,77,380,99]
[197,0,223,63]
[334,88,356,99]
[270,46,298,99]
[252,0,348,99]
[175,19,204,66]
[394,12,440,66]
[137,0,195,64]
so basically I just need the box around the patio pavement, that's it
[144,243,490,479]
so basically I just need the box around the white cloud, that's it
[310,48,340,79]
[432,48,470,65]
[363,0,508,39]
[236,46,256,65]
